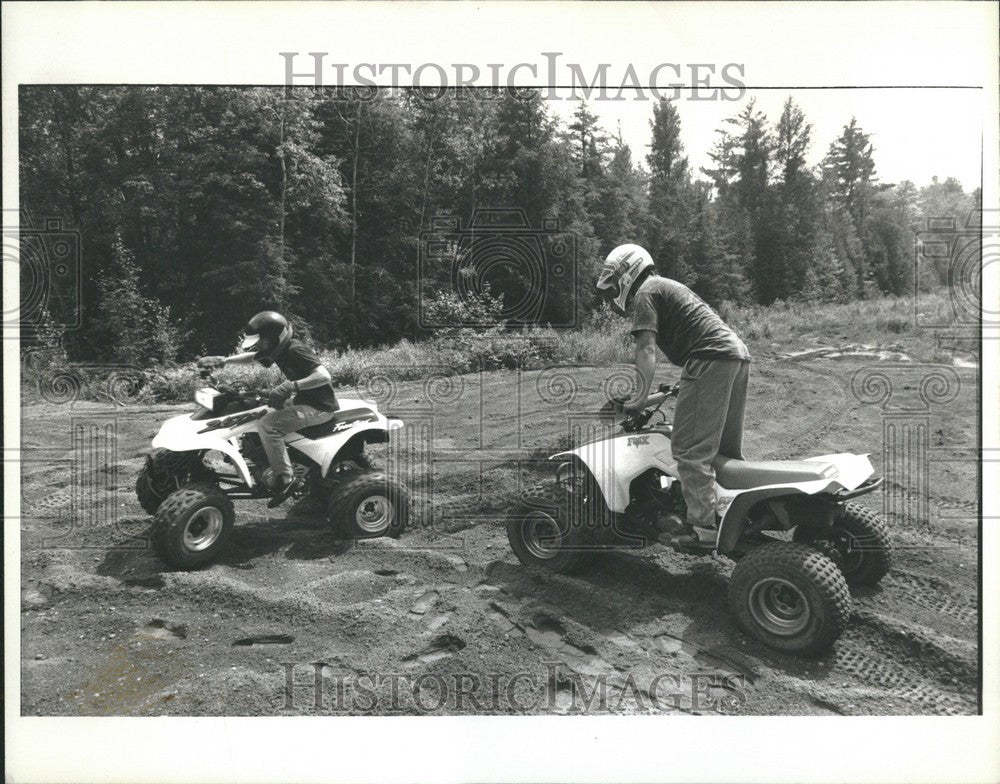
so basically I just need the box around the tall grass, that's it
[20,291,966,405]
[717,292,957,347]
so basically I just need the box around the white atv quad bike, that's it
[136,371,409,570]
[507,384,891,656]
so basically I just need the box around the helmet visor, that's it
[240,333,261,351]
[597,280,620,303]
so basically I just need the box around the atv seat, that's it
[296,408,378,440]
[711,456,835,490]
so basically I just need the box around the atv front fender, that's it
[152,414,254,486]
[551,431,675,514]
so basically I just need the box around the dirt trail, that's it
[19,359,979,715]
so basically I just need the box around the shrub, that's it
[97,232,187,367]
[25,291,966,405]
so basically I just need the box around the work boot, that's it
[654,513,688,545]
[662,513,721,551]
[267,474,304,509]
[671,525,718,550]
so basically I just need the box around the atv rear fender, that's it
[286,418,404,478]
[715,477,882,555]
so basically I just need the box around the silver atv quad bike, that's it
[507,384,891,656]
[136,372,409,570]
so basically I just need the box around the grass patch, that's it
[21,291,966,405]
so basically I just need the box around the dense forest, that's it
[19,86,980,363]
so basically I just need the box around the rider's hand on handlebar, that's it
[622,395,648,414]
[197,356,227,371]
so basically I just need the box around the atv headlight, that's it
[195,387,221,412]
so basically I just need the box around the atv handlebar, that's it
[198,370,271,409]
[619,383,679,432]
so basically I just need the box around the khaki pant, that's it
[671,357,750,528]
[259,404,336,481]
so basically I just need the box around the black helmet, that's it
[241,310,293,360]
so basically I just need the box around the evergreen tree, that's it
[772,98,820,299]
[646,99,693,282]
[97,232,184,366]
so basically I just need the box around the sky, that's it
[547,87,983,192]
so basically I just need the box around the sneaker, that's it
[267,474,304,509]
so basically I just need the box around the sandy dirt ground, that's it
[19,357,979,715]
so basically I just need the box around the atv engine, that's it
[239,432,310,491]
[239,433,270,485]
[625,468,686,531]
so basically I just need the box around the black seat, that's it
[296,408,377,440]
[711,455,834,490]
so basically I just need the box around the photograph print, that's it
[6,10,995,778]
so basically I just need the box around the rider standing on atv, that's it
[198,311,339,507]
[596,244,751,548]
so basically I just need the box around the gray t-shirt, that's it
[630,276,750,366]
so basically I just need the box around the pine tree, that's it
[823,117,879,294]
[646,99,693,282]
[773,98,820,299]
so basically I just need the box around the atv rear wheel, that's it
[507,482,596,574]
[328,471,410,539]
[729,541,851,656]
[152,483,235,570]
[794,501,892,586]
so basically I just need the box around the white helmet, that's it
[596,244,654,315]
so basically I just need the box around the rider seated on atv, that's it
[596,244,751,549]
[198,310,339,507]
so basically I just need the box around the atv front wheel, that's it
[328,471,410,538]
[728,541,851,656]
[507,482,596,574]
[794,501,892,586]
[136,449,204,515]
[152,483,235,570]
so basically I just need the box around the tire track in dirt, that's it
[881,570,978,627]
[792,604,978,716]
[19,359,979,716]
[748,362,859,458]
[485,591,743,715]
[478,550,761,715]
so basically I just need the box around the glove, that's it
[622,399,649,416]
[268,380,298,408]
[197,356,226,371]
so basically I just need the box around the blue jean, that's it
[259,404,335,481]
[670,357,750,527]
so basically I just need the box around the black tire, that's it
[152,483,235,570]
[506,482,596,574]
[135,449,203,516]
[728,541,851,656]
[314,454,376,499]
[794,501,892,586]
[328,471,410,539]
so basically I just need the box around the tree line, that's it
[19,86,979,363]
